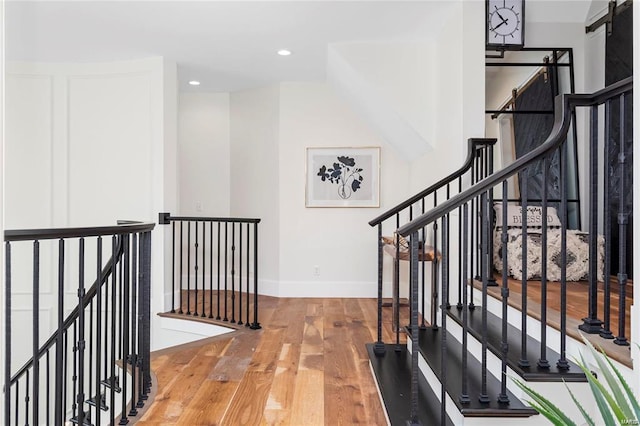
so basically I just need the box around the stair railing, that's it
[159,213,262,329]
[396,77,632,423]
[4,221,155,426]
[368,138,497,355]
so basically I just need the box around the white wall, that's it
[178,93,230,216]
[230,86,281,291]
[4,58,179,355]
[0,0,5,417]
[278,82,409,297]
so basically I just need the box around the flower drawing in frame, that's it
[306,147,380,208]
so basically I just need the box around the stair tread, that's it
[414,327,538,417]
[367,344,454,426]
[447,307,587,382]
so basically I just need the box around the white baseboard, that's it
[259,279,377,298]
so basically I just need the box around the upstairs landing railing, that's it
[397,77,633,424]
[159,213,262,330]
[4,221,155,426]
[368,138,496,354]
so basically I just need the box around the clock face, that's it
[487,0,524,47]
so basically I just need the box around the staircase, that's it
[4,221,155,425]
[367,77,634,425]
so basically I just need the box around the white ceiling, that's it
[5,1,596,93]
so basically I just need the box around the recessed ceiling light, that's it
[188,80,201,86]
[277,49,292,56]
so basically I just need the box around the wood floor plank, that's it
[290,369,325,426]
[261,343,301,425]
[222,370,274,425]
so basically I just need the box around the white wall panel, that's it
[5,74,53,229]
[67,73,153,226]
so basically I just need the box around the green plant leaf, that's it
[564,380,595,426]
[511,377,577,426]
[582,337,634,419]
[599,343,640,421]
[577,351,623,424]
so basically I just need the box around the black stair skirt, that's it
[367,344,454,426]
[447,307,587,382]
[413,327,538,417]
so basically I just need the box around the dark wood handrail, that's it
[159,213,261,225]
[398,76,633,237]
[5,222,156,242]
[368,138,497,227]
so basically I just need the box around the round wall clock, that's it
[486,0,525,50]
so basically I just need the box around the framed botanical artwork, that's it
[306,147,380,208]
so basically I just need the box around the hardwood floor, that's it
[137,297,408,425]
[478,276,634,367]
[138,280,633,424]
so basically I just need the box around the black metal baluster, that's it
[25,370,30,426]
[487,149,496,287]
[557,141,570,370]
[538,158,550,368]
[374,224,385,355]
[238,224,243,325]
[224,222,228,322]
[110,235,118,424]
[65,327,70,423]
[460,203,470,405]
[244,223,250,326]
[129,235,139,418]
[409,231,420,426]
[141,231,153,399]
[94,237,103,416]
[72,324,82,424]
[202,222,206,318]
[519,173,530,368]
[32,240,40,426]
[246,223,251,327]
[194,222,199,317]
[77,238,86,426]
[431,195,438,329]
[231,223,236,323]
[120,234,131,426]
[187,221,192,315]
[171,221,176,313]
[217,222,221,321]
[498,182,510,403]
[614,93,630,347]
[395,213,401,343]
[421,198,427,328]
[209,222,214,319]
[46,351,50,425]
[14,379,19,426]
[479,193,490,404]
[445,185,452,307]
[469,159,476,311]
[580,103,604,333]
[601,99,614,340]
[179,222,184,314]
[5,241,11,426]
[251,222,261,329]
[54,239,64,424]
[457,178,463,310]
[440,217,449,423]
